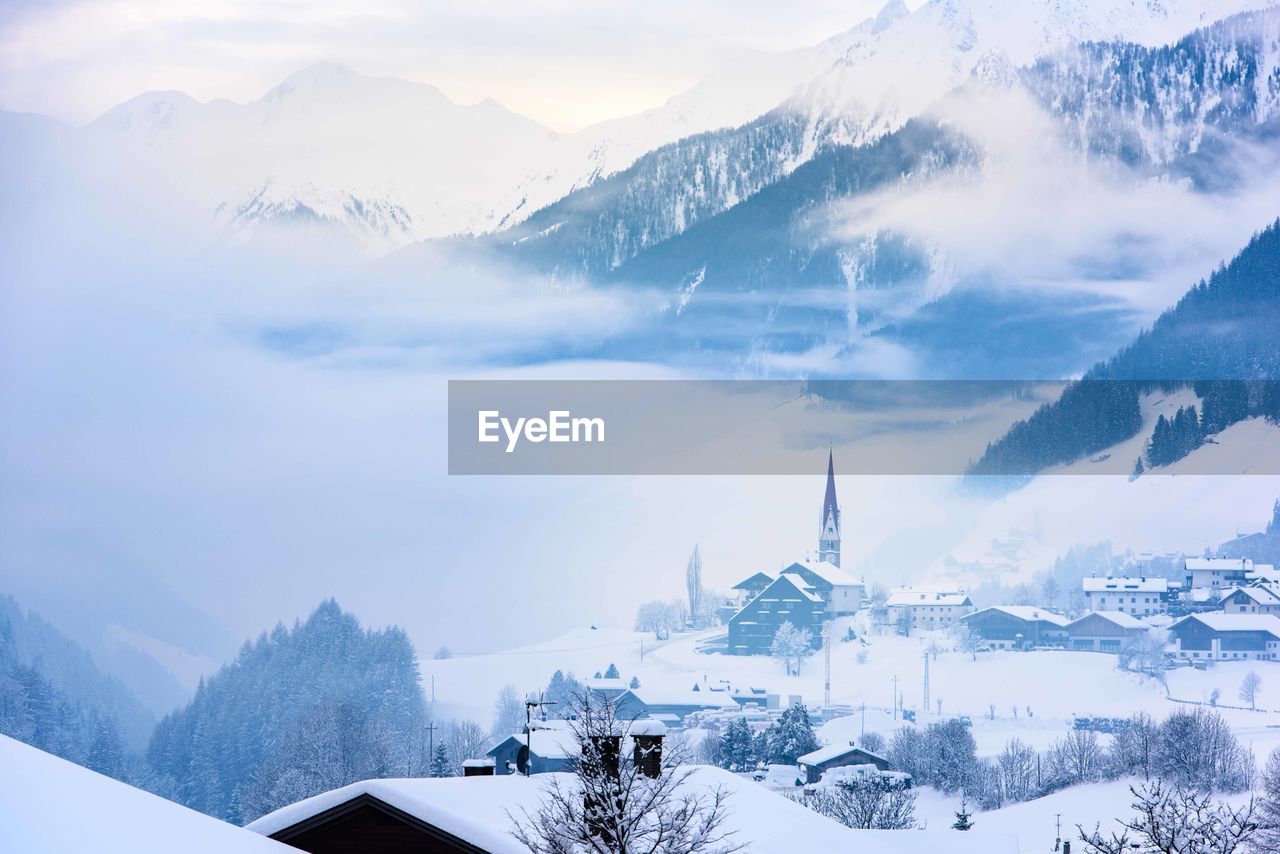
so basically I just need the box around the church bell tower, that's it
[818,451,841,567]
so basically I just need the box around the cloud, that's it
[822,85,1280,327]
[0,0,893,129]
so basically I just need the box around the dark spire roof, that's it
[822,450,839,530]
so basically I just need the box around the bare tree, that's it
[1108,713,1157,781]
[807,775,916,830]
[769,621,812,676]
[1047,729,1103,788]
[445,719,488,774]
[1078,780,1258,853]
[1119,632,1169,687]
[510,691,742,854]
[491,684,525,742]
[953,625,982,661]
[997,738,1038,804]
[1240,672,1262,711]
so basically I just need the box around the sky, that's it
[0,0,899,130]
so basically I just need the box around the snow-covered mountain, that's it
[491,0,1280,283]
[6,0,1274,253]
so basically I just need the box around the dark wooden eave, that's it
[267,792,489,854]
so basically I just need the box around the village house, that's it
[726,453,851,654]
[1169,613,1280,661]
[960,606,1070,650]
[781,560,865,617]
[1065,611,1149,653]
[1081,576,1172,616]
[885,588,974,633]
[612,687,737,725]
[728,571,774,608]
[1219,585,1280,615]
[487,720,579,776]
[1184,558,1276,591]
[726,572,826,655]
[796,743,894,785]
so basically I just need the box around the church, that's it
[725,453,865,656]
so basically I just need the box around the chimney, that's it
[633,735,663,779]
[587,735,622,778]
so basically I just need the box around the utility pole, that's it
[425,721,439,774]
[523,694,557,778]
[859,703,866,739]
[922,651,930,715]
[892,675,899,721]
[822,623,832,708]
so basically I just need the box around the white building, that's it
[781,560,864,617]
[1081,576,1172,616]
[885,588,973,632]
[1184,558,1276,591]
[1169,613,1280,661]
[1219,585,1280,615]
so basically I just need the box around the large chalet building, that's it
[1081,576,1172,616]
[726,454,865,655]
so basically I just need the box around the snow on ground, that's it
[426,626,1280,761]
[0,735,294,853]
[916,776,1263,854]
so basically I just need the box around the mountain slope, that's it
[970,219,1280,476]
[0,595,154,751]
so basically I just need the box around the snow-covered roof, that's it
[783,560,863,588]
[489,728,581,760]
[621,688,737,709]
[886,588,971,607]
[797,742,888,767]
[0,735,293,854]
[1073,611,1147,630]
[1174,613,1280,636]
[1220,586,1280,606]
[1186,558,1254,571]
[732,571,774,589]
[964,606,1070,627]
[247,766,933,853]
[1082,576,1169,593]
[760,572,825,603]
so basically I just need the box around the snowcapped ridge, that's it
[12,0,1277,252]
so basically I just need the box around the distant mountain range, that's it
[2,0,1277,378]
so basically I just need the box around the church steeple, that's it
[818,451,841,567]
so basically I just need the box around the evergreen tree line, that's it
[146,599,428,823]
[707,704,822,771]
[0,616,131,783]
[971,220,1280,478]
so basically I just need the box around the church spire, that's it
[818,450,841,567]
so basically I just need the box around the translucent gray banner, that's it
[447,380,1280,475]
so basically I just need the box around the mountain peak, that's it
[872,0,912,34]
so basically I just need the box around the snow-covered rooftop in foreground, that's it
[0,735,293,854]
[246,765,1014,852]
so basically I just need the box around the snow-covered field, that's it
[427,625,1280,752]
[424,623,1280,851]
